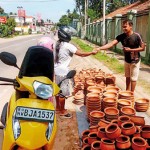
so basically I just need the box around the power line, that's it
[0,0,59,2]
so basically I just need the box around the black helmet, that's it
[58,28,71,42]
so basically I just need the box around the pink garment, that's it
[37,37,54,51]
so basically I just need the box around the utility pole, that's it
[102,0,106,45]
[84,0,87,38]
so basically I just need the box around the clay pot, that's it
[87,86,103,94]
[118,99,132,109]
[81,145,91,150]
[133,126,141,137]
[100,138,115,150]
[88,132,98,145]
[119,91,134,98]
[90,111,105,119]
[103,98,117,109]
[118,115,131,127]
[104,107,119,116]
[97,127,106,138]
[89,125,99,133]
[91,141,101,150]
[81,129,90,141]
[132,137,147,150]
[135,98,149,112]
[105,123,121,139]
[105,86,120,93]
[98,119,110,128]
[103,92,117,98]
[74,90,84,100]
[82,137,89,146]
[86,93,99,99]
[141,125,150,139]
[121,122,136,136]
[111,119,118,124]
[130,115,145,126]
[116,135,131,149]
[120,106,136,116]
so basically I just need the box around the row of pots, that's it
[81,118,150,150]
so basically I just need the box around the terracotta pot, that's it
[74,90,84,100]
[97,127,106,138]
[119,91,134,98]
[111,119,118,124]
[90,111,105,119]
[81,145,91,150]
[81,129,90,141]
[141,125,150,139]
[91,141,101,150]
[116,135,131,149]
[98,119,110,127]
[118,99,132,109]
[82,137,89,146]
[132,137,147,150]
[120,106,136,116]
[88,132,98,145]
[103,92,117,98]
[105,86,120,93]
[121,122,136,136]
[118,115,131,127]
[130,115,145,126]
[133,126,141,137]
[100,138,115,150]
[105,123,121,139]
[104,107,119,116]
[86,93,99,99]
[89,125,99,133]
[135,98,149,112]
[87,86,103,94]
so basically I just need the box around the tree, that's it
[0,7,4,14]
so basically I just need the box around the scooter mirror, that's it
[66,70,76,79]
[58,70,76,87]
[0,52,19,68]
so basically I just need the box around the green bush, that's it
[28,28,32,34]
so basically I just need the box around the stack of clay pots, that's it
[81,113,150,150]
[104,107,119,122]
[118,99,132,110]
[89,111,105,126]
[120,106,136,116]
[118,91,134,107]
[86,93,101,120]
[135,98,150,112]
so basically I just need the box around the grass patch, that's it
[72,37,124,74]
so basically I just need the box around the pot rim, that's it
[116,135,130,143]
[105,123,119,133]
[121,121,135,129]
[101,137,115,144]
[132,137,147,147]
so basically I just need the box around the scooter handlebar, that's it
[0,77,15,83]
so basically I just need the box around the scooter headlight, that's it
[33,81,53,99]
[12,115,21,140]
[45,122,54,141]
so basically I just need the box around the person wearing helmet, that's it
[37,36,55,51]
[55,27,97,119]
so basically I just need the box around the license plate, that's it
[15,106,55,122]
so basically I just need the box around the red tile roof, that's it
[97,0,150,21]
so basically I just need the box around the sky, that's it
[0,0,76,23]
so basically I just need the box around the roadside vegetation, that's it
[72,37,124,74]
[72,37,150,95]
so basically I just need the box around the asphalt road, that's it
[0,33,54,149]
